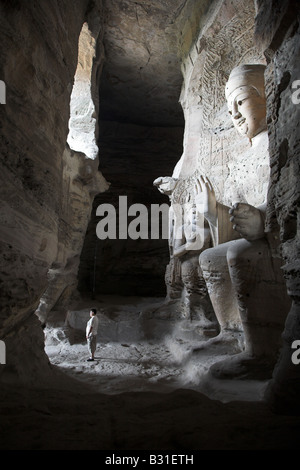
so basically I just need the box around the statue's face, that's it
[187,206,197,224]
[227,85,266,139]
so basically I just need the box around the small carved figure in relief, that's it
[172,201,216,329]
[153,176,183,301]
[154,176,216,329]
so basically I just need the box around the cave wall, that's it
[35,17,110,325]
[254,0,300,413]
[0,0,105,384]
[0,0,299,412]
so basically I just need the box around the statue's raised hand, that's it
[194,176,217,226]
[229,203,265,240]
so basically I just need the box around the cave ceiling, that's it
[99,0,204,127]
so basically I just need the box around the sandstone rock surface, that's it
[0,0,299,452]
[0,0,105,383]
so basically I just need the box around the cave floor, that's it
[1,296,300,452]
[44,294,269,402]
[45,333,268,403]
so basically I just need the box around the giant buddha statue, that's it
[195,64,290,379]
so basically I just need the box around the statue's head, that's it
[225,64,267,139]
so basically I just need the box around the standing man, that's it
[86,308,99,361]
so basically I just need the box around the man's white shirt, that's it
[86,315,99,337]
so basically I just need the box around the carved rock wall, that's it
[0,0,105,384]
[67,22,101,160]
[35,146,109,325]
[0,0,298,415]
[254,0,300,414]
[173,0,266,207]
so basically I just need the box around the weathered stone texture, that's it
[254,0,300,413]
[35,146,109,325]
[0,0,299,418]
[0,0,105,383]
[174,0,266,204]
[98,0,212,126]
